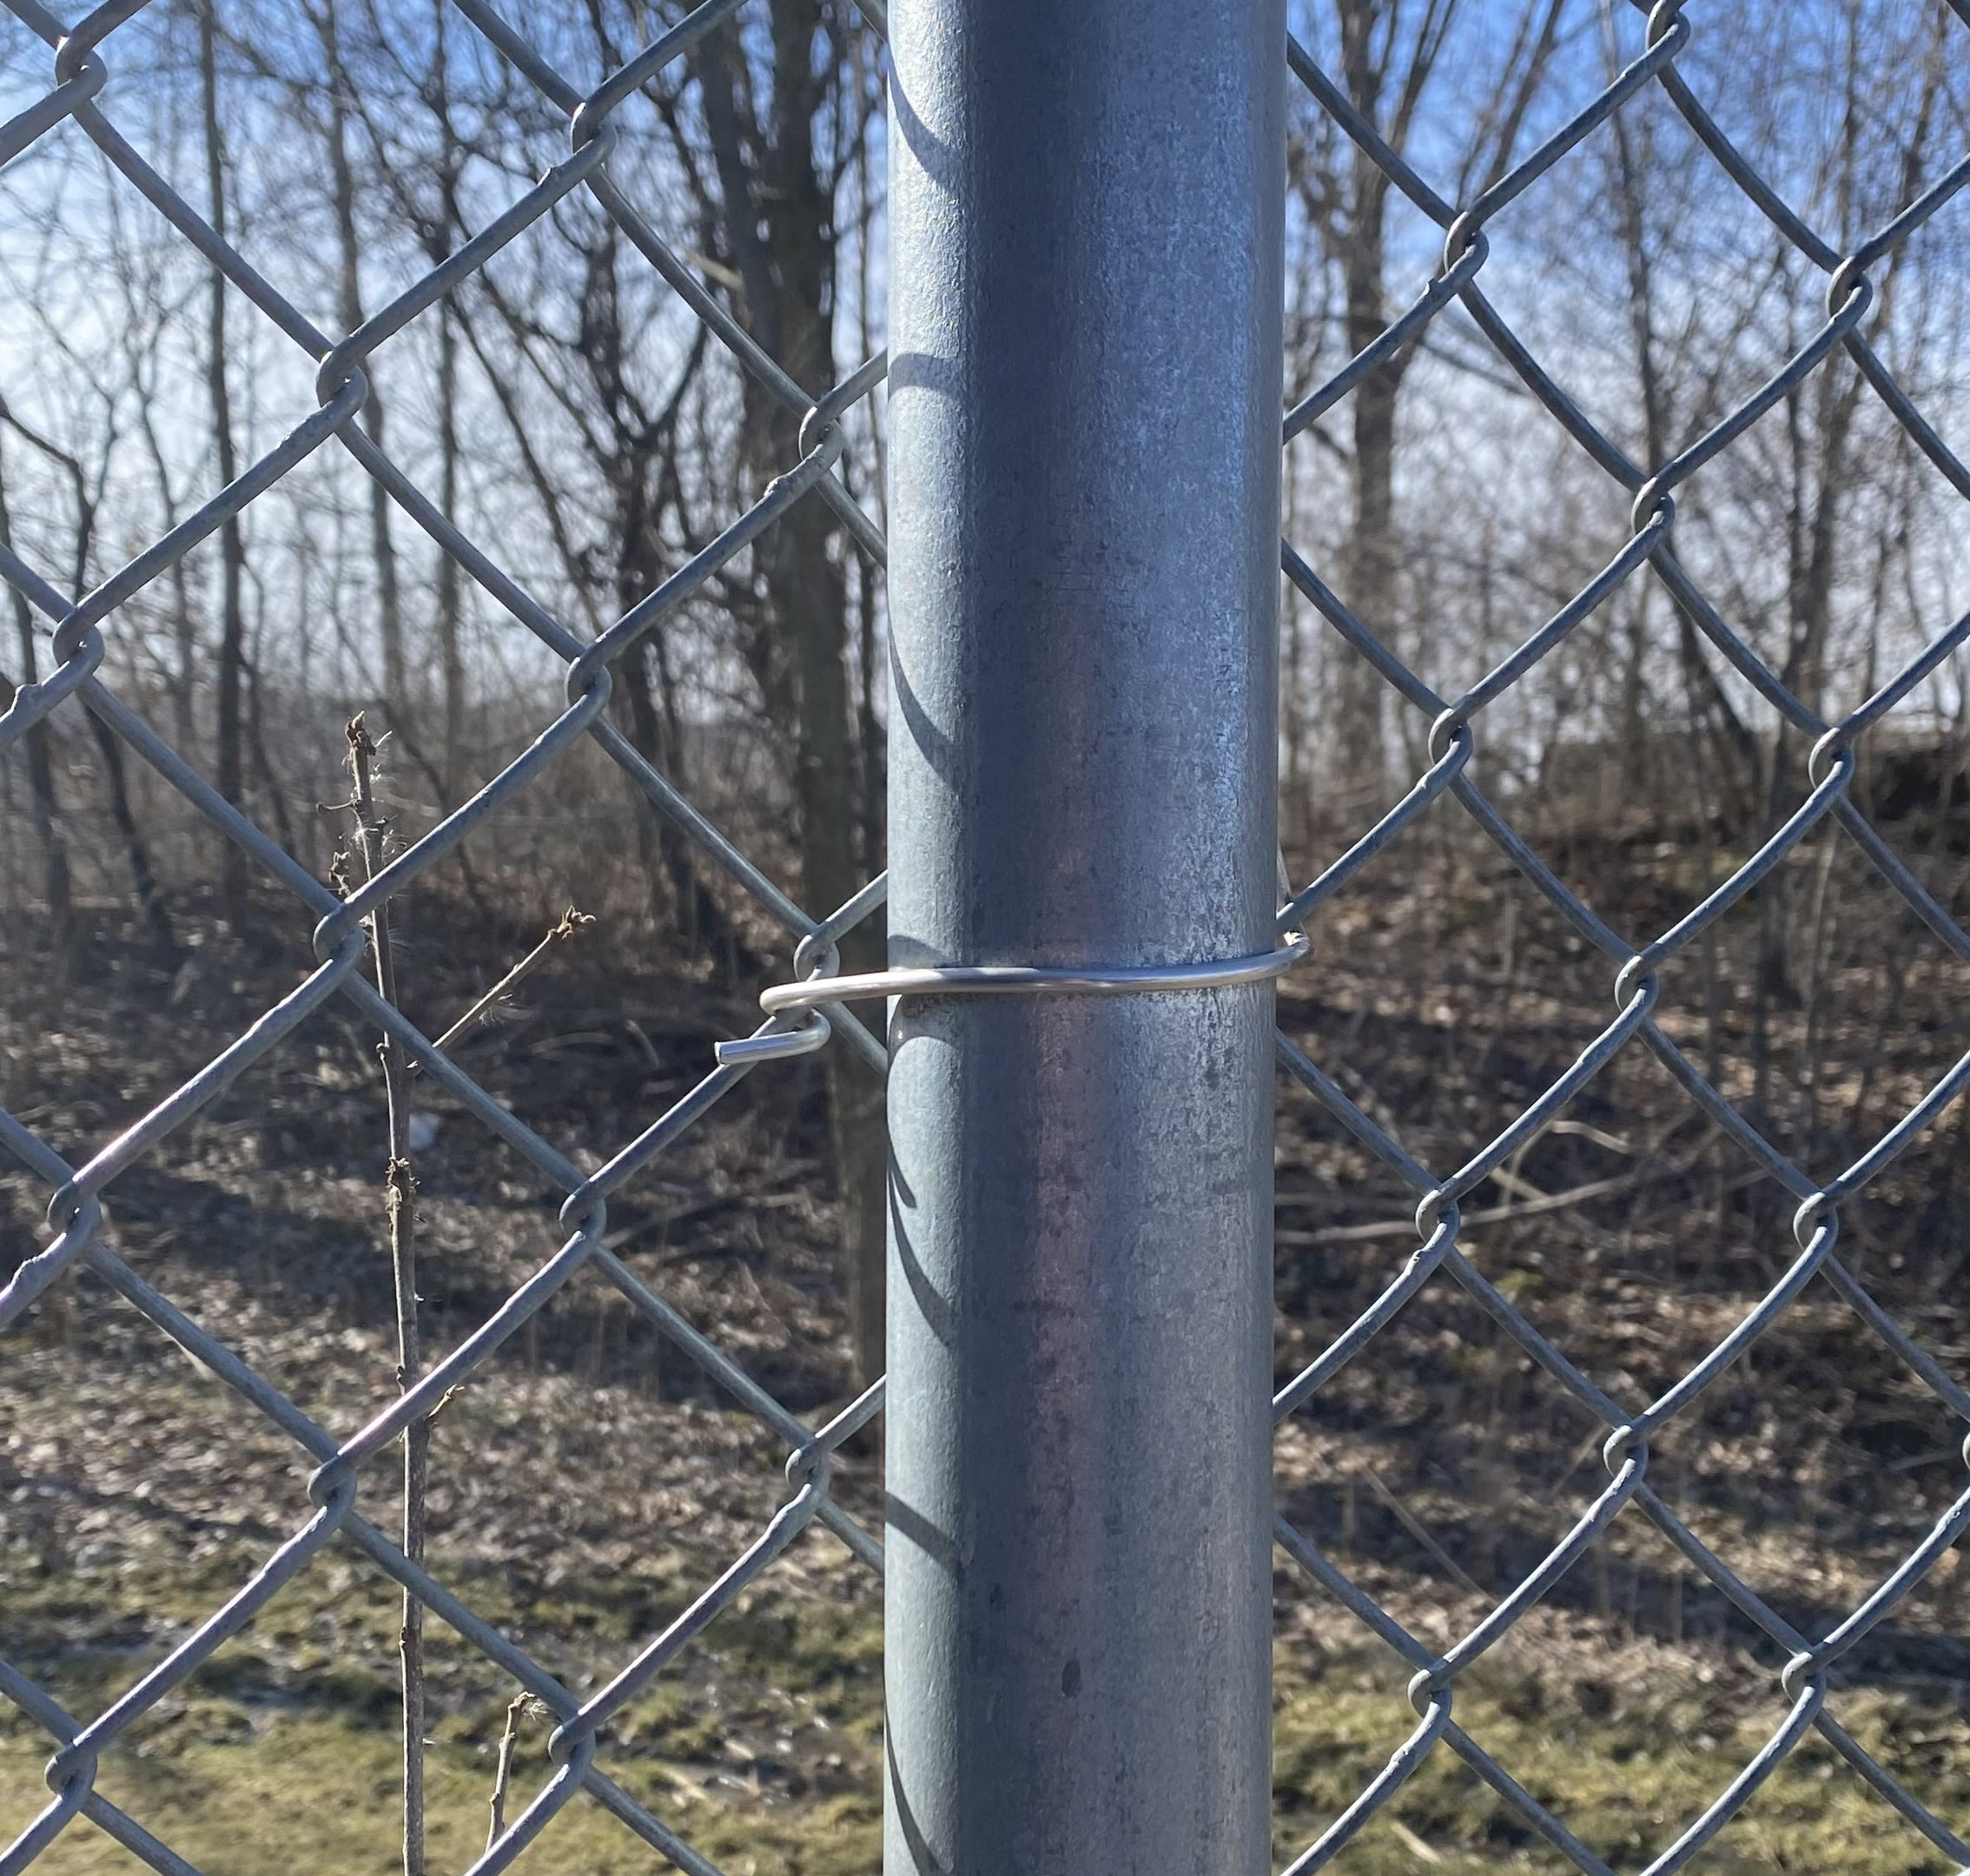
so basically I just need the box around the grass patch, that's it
[0,1554,885,1876]
[1273,1661,1970,1873]
[9,1595,1969,1874]
[0,1712,880,1876]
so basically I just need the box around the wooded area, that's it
[3,0,1966,1350]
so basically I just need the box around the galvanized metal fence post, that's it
[16,1,1970,1870]
[883,3,1287,1870]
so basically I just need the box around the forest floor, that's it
[5,826,1970,1873]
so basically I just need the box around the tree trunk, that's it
[1335,35,1400,827]
[1343,327,1398,818]
[428,0,465,795]
[436,301,465,796]
[764,0,885,1385]
[91,705,179,962]
[324,0,410,730]
[1608,100,1757,829]
[198,0,249,920]
[0,482,73,957]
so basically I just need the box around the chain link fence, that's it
[1272,3,1970,1867]
[3,0,1970,1871]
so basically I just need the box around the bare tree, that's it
[195,0,252,919]
[684,0,887,1384]
[1290,0,1571,817]
[319,0,412,727]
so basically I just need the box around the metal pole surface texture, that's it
[884,3,1286,1872]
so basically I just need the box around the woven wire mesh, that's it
[1,0,1969,1872]
[1272,0,1970,1868]
[0,0,892,1868]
